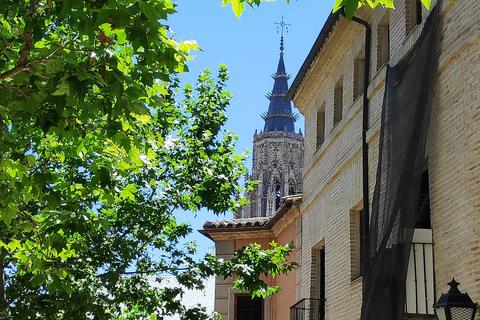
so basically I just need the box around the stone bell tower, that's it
[238,19,304,218]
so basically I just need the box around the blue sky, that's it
[167,0,335,259]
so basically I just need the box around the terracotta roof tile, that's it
[203,217,271,230]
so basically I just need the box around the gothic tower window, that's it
[275,179,281,210]
[289,185,295,195]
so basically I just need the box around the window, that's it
[350,208,364,280]
[354,53,365,100]
[316,104,325,148]
[291,247,325,320]
[415,170,430,228]
[377,17,390,69]
[289,180,296,195]
[275,179,281,210]
[406,0,422,34]
[405,169,434,315]
[311,247,325,320]
[236,295,263,320]
[333,78,343,126]
[405,229,434,315]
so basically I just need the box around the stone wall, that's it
[242,130,304,218]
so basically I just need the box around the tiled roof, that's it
[203,217,271,230]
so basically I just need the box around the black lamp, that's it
[434,278,477,320]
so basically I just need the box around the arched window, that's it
[288,179,296,195]
[275,179,281,210]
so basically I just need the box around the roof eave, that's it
[285,10,342,102]
[199,194,303,241]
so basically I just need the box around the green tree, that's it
[223,0,435,20]
[0,1,296,319]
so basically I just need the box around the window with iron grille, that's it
[236,295,263,320]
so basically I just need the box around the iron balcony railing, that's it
[291,230,433,319]
[290,298,324,320]
[405,229,435,316]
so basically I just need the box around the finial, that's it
[275,16,290,53]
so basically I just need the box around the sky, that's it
[166,0,335,259]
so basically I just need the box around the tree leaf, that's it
[120,184,138,201]
[344,0,359,20]
[419,0,430,9]
[231,0,245,18]
[52,80,70,96]
[382,0,396,8]
[333,0,346,12]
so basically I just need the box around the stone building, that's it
[285,0,480,319]
[238,35,304,219]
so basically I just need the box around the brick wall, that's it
[429,0,480,310]
[292,0,480,318]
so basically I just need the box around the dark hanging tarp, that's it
[360,4,439,320]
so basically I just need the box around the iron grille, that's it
[290,298,324,320]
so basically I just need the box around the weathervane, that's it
[275,16,291,52]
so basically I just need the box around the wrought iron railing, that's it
[290,298,324,320]
[405,229,435,316]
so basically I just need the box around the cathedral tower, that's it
[239,22,304,218]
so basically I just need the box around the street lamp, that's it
[434,278,477,320]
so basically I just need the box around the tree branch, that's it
[0,247,11,320]
[99,266,189,278]
[17,31,32,68]
[0,35,79,82]
[148,187,157,200]
[29,0,35,12]
[84,0,102,9]
[99,205,180,280]
[0,65,32,81]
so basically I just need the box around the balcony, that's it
[405,229,435,317]
[290,298,324,320]
[290,230,433,320]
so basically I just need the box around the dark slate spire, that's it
[262,17,297,132]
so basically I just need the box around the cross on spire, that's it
[275,16,291,53]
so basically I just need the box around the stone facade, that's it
[239,45,304,218]
[287,0,480,319]
[243,130,304,218]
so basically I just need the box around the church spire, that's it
[276,15,289,53]
[262,17,297,132]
